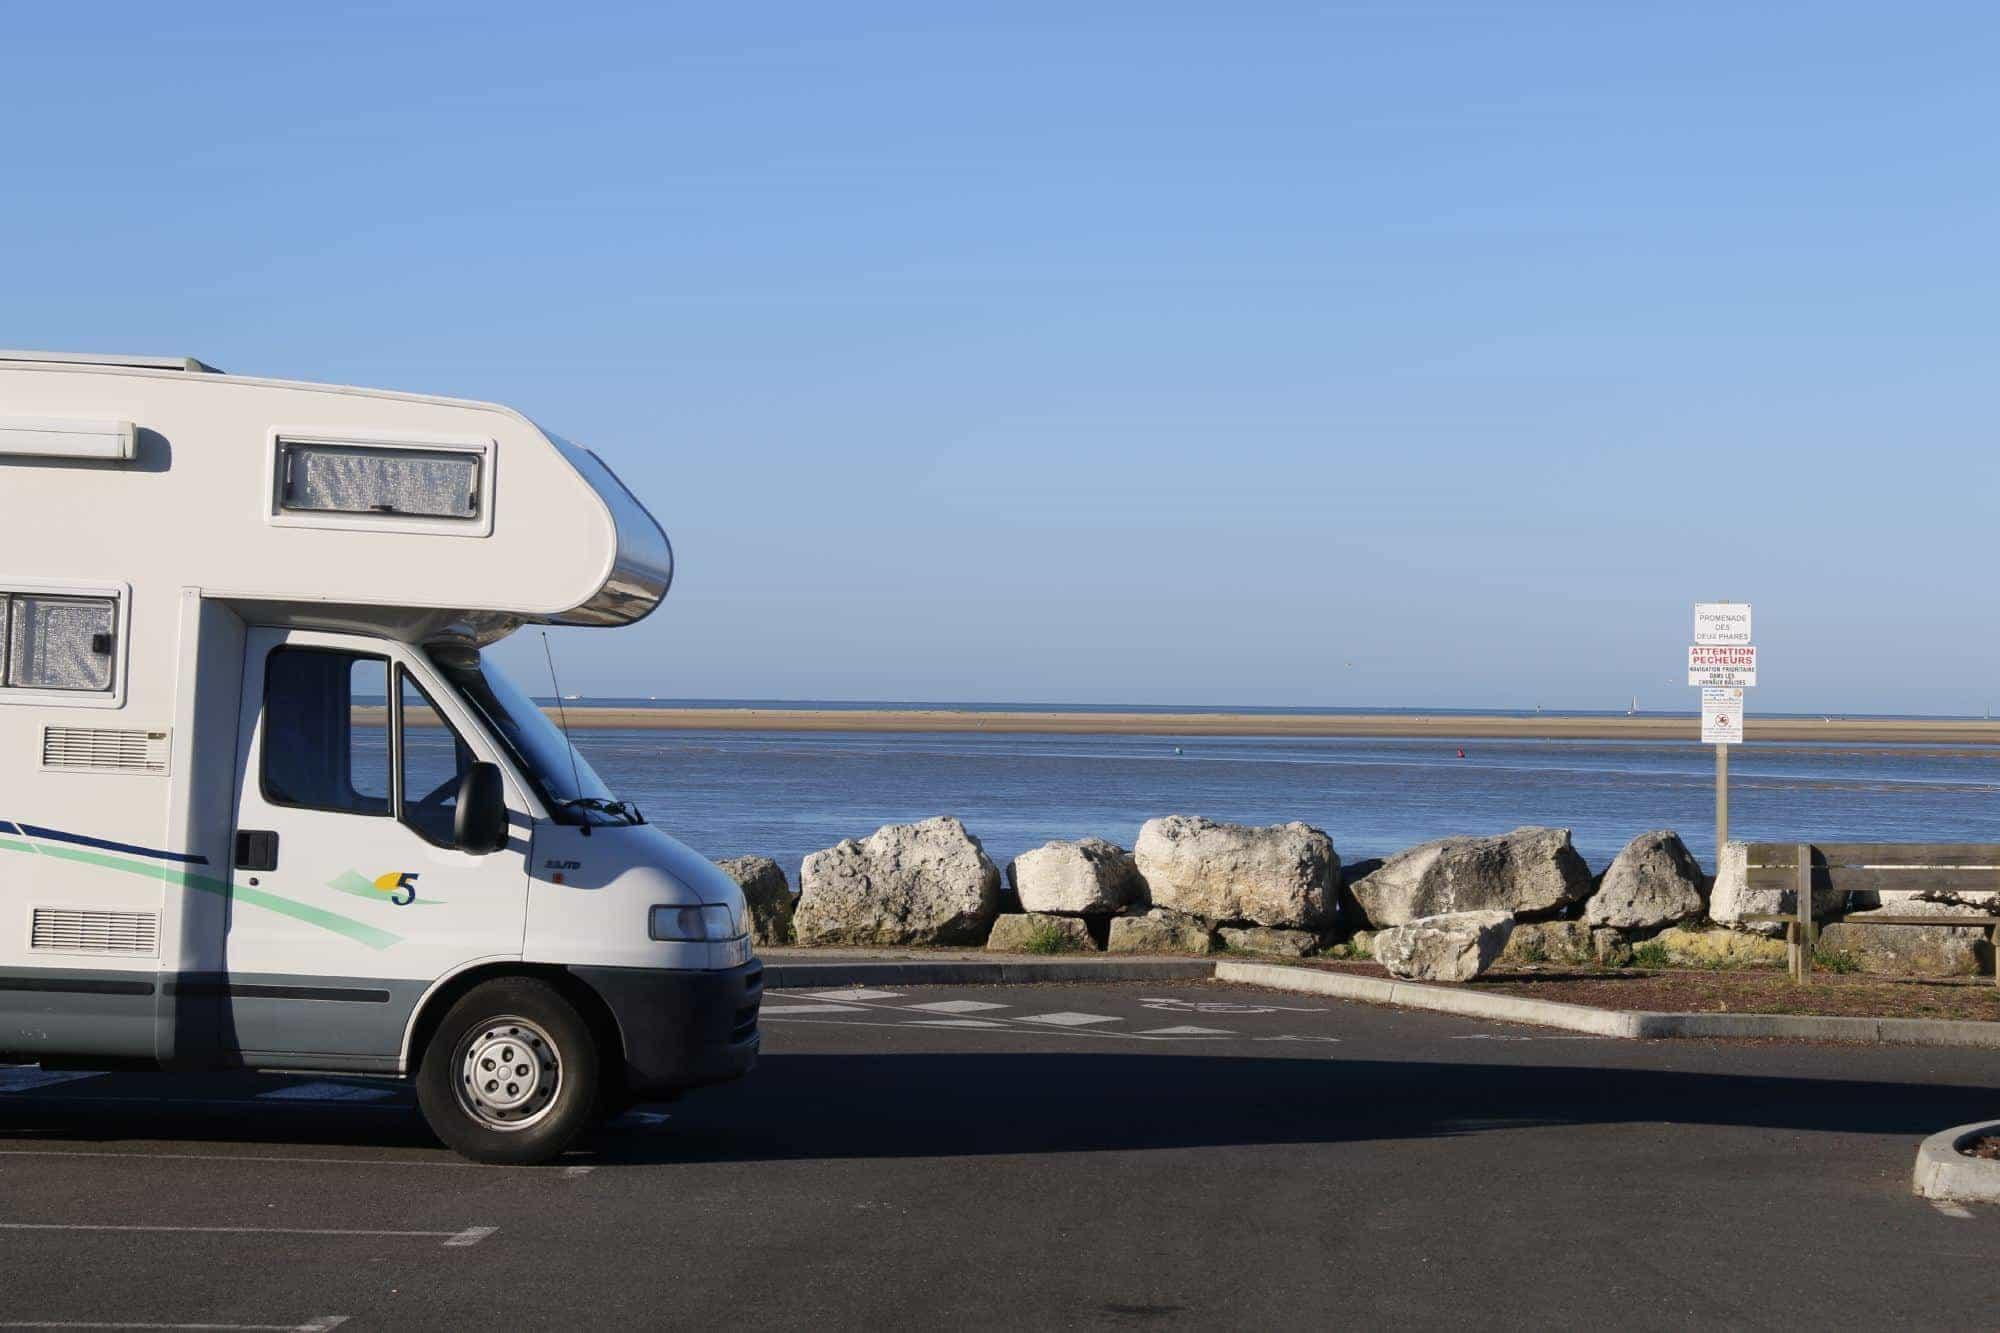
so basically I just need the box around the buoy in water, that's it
[1174,746,1184,756]
[1455,748,1466,759]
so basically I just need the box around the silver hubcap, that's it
[454,1016,562,1131]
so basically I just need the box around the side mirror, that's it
[454,762,509,854]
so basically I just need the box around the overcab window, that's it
[277,439,481,521]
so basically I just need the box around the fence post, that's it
[1795,842,1812,983]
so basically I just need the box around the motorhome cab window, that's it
[427,645,642,827]
[398,670,474,846]
[276,439,481,521]
[262,650,391,815]
[0,592,117,693]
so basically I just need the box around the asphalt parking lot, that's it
[1,980,1996,1330]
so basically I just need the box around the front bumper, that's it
[570,957,761,1094]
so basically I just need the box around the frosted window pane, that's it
[8,596,114,692]
[281,442,479,519]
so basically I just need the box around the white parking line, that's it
[0,1149,487,1170]
[905,1019,1009,1029]
[1136,1026,1234,1037]
[1014,1013,1122,1028]
[0,1223,495,1249]
[256,1082,398,1103]
[805,989,904,1001]
[0,1068,104,1094]
[758,1003,869,1015]
[0,1312,348,1320]
[903,1000,1008,1014]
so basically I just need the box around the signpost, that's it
[1690,604,1753,852]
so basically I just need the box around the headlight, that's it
[649,904,739,942]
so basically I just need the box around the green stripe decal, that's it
[0,837,404,951]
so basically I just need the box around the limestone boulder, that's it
[1348,826,1591,928]
[1132,816,1338,929]
[718,855,795,947]
[1107,908,1217,956]
[1008,838,1140,915]
[1708,841,1846,937]
[1218,926,1320,958]
[1374,910,1515,982]
[1499,920,1595,966]
[1817,900,1990,977]
[1586,830,1706,929]
[1648,926,1787,968]
[985,912,1096,953]
[794,816,1001,946]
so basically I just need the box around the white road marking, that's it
[1015,1012,1122,1027]
[1931,1200,1976,1219]
[805,989,904,1001]
[1254,1035,1343,1044]
[903,1000,1008,1014]
[562,1165,595,1178]
[0,1312,350,1320]
[758,1003,869,1015]
[904,1019,1008,1029]
[1138,998,1328,1014]
[1136,1026,1234,1037]
[0,1149,490,1170]
[1450,1034,1537,1042]
[0,1068,103,1094]
[256,1082,397,1103]
[0,1223,494,1249]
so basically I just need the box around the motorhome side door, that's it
[226,628,529,1066]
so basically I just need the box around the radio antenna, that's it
[541,631,586,800]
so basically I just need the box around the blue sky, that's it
[5,3,1996,712]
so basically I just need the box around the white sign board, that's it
[1688,645,1757,687]
[1701,686,1744,744]
[1694,602,1752,646]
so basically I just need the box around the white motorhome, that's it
[0,350,759,1163]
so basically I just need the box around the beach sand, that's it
[544,706,2000,745]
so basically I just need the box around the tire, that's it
[415,977,601,1165]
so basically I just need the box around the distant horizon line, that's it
[536,695,1991,723]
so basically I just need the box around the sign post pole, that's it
[1691,603,1753,869]
[1716,742,1728,851]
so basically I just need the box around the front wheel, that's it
[415,977,600,1165]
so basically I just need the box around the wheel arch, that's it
[401,961,623,1082]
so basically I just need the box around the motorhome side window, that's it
[0,591,117,693]
[262,650,391,816]
[398,669,474,847]
[276,439,481,521]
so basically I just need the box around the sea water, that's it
[573,730,2000,881]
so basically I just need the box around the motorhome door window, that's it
[277,440,481,520]
[0,592,117,692]
[398,668,474,847]
[262,649,391,815]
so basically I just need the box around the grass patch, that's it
[1514,936,1550,965]
[1813,947,1862,974]
[1628,940,1673,970]
[1024,922,1082,955]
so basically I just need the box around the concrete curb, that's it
[763,959,1216,989]
[1913,1122,2000,1202]
[1216,961,2000,1048]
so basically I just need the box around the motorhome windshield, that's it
[428,646,640,827]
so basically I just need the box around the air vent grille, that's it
[31,908,159,956]
[41,726,169,774]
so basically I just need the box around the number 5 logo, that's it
[372,871,420,906]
